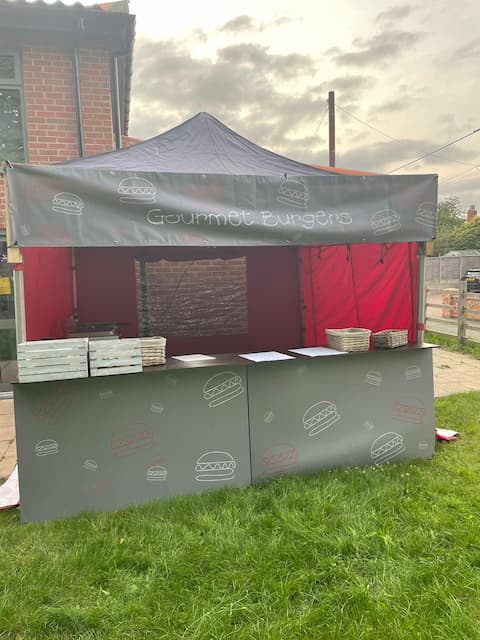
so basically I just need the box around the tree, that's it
[433,196,465,256]
[451,216,480,250]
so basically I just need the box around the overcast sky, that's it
[78,1,480,210]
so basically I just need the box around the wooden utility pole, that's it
[328,90,335,167]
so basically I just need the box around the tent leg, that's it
[417,242,426,344]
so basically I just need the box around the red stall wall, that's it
[300,242,418,345]
[23,247,74,341]
[75,248,139,338]
[74,246,302,355]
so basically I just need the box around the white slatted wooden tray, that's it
[89,338,143,377]
[17,339,88,383]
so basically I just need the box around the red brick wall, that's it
[136,258,249,337]
[0,45,114,229]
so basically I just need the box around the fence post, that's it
[457,281,467,344]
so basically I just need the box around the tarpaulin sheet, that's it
[301,243,418,344]
[5,113,437,248]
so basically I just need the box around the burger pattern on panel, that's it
[370,209,402,236]
[365,371,383,386]
[260,443,298,476]
[277,177,310,210]
[370,432,406,465]
[34,439,59,457]
[416,202,436,228]
[405,365,422,380]
[195,451,236,482]
[52,192,85,216]
[203,371,245,408]
[146,465,168,481]
[392,396,426,424]
[117,177,156,204]
[302,401,340,436]
[82,459,98,471]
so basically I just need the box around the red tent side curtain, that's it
[300,242,418,346]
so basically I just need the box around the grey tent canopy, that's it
[63,112,334,176]
[6,112,438,247]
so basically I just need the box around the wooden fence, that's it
[425,281,480,343]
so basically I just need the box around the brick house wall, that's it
[0,46,115,229]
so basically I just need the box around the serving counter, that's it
[14,344,435,522]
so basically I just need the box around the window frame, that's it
[0,49,28,163]
[0,51,22,85]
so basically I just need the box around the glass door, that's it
[0,241,16,393]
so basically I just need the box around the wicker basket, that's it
[373,329,408,349]
[139,336,166,366]
[325,328,371,352]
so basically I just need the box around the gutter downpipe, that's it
[110,54,122,150]
[71,22,85,317]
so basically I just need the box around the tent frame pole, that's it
[417,242,426,344]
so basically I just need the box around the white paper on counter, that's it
[289,346,347,357]
[171,354,216,362]
[238,351,295,362]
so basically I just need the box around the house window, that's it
[0,51,26,163]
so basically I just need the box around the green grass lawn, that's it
[1,393,480,639]
[425,330,480,359]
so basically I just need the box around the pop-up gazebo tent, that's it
[6,112,438,522]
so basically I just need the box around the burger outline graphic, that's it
[150,402,165,414]
[302,400,340,436]
[117,176,156,204]
[99,390,114,400]
[365,370,382,386]
[277,177,310,209]
[110,426,155,458]
[392,396,426,424]
[34,439,59,457]
[405,365,422,380]
[195,450,236,482]
[260,443,298,476]
[415,201,436,228]
[370,209,402,236]
[370,431,406,465]
[203,371,245,408]
[83,459,98,471]
[146,465,168,481]
[52,192,84,216]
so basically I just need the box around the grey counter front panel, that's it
[247,348,435,481]
[14,365,250,522]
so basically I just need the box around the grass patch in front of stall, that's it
[1,392,480,639]
[425,330,480,358]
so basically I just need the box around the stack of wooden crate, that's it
[139,336,166,366]
[17,339,89,383]
[89,338,142,377]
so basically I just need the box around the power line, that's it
[336,103,406,147]
[388,127,480,173]
[336,103,480,172]
[305,101,328,155]
[443,164,480,183]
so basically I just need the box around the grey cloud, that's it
[219,14,293,33]
[129,37,324,159]
[374,97,410,114]
[454,38,480,59]
[332,30,422,67]
[217,43,315,80]
[220,15,255,32]
[376,4,416,23]
[313,75,375,93]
